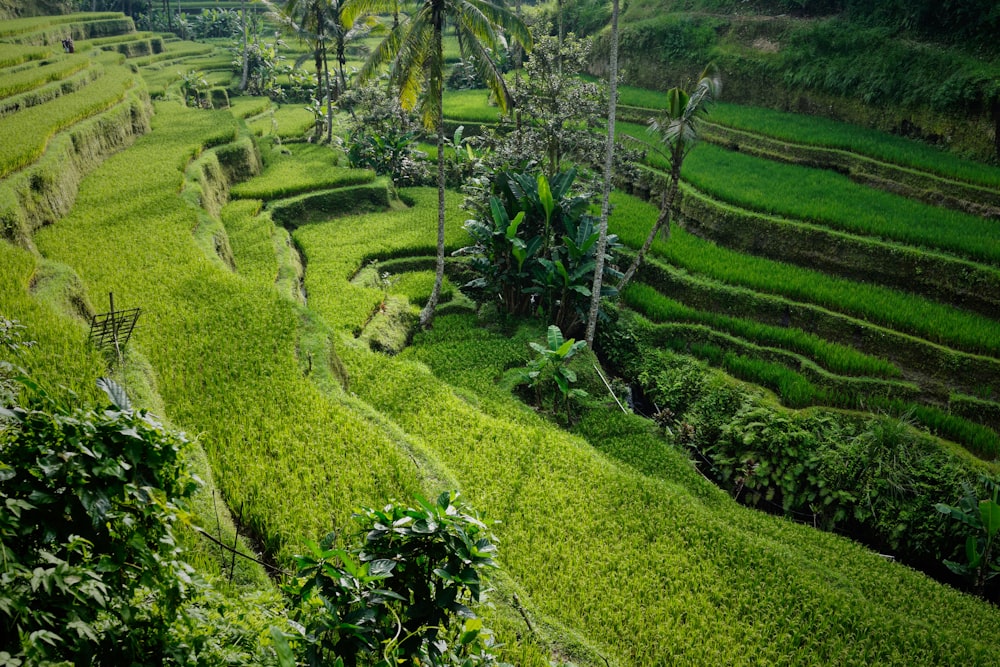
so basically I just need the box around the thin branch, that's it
[192,525,292,576]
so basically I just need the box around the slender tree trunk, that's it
[618,164,680,292]
[324,44,333,143]
[585,0,619,347]
[337,37,348,100]
[556,0,564,76]
[420,22,446,329]
[239,0,249,92]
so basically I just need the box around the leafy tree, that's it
[501,31,605,179]
[355,0,531,328]
[343,83,430,187]
[271,0,378,142]
[618,63,721,292]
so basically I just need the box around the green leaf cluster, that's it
[287,491,508,667]
[460,169,621,335]
[936,476,1000,596]
[0,377,199,663]
[519,325,589,422]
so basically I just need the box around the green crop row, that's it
[624,282,901,378]
[292,187,466,334]
[0,54,89,99]
[27,100,423,564]
[708,103,1000,190]
[231,143,374,200]
[620,122,1000,267]
[220,199,279,288]
[268,181,390,228]
[673,182,1000,318]
[633,317,999,457]
[0,12,125,38]
[640,319,919,408]
[336,307,1000,665]
[9,18,136,47]
[442,89,502,123]
[246,105,315,139]
[0,61,103,118]
[128,42,215,67]
[226,96,272,119]
[0,43,53,68]
[609,191,1000,358]
[0,60,136,178]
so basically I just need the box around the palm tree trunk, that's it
[420,22,446,329]
[323,45,333,143]
[585,0,620,347]
[618,166,680,292]
[239,0,249,92]
[337,37,348,100]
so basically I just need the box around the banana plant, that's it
[520,325,589,423]
[935,475,1000,596]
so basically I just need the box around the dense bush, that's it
[459,168,621,336]
[601,310,992,572]
[0,375,201,663]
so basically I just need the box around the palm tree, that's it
[617,64,721,292]
[270,0,352,142]
[584,0,620,347]
[355,0,531,328]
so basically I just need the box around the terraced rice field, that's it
[3,11,1000,666]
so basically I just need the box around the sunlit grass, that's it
[609,191,1000,357]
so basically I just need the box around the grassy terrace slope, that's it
[288,201,1000,664]
[3,17,1000,663]
[27,102,422,560]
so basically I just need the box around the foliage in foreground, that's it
[288,491,510,667]
[0,374,199,663]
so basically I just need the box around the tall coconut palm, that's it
[355,0,531,328]
[584,0,620,347]
[270,0,330,135]
[617,64,721,292]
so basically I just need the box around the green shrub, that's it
[0,377,199,664]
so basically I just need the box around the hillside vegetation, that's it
[583,0,1000,162]
[2,7,1000,666]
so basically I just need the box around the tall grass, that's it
[619,121,1000,266]
[246,105,314,139]
[443,89,502,123]
[29,101,422,562]
[610,192,1000,357]
[293,188,466,335]
[230,143,373,200]
[595,77,1000,189]
[0,54,89,99]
